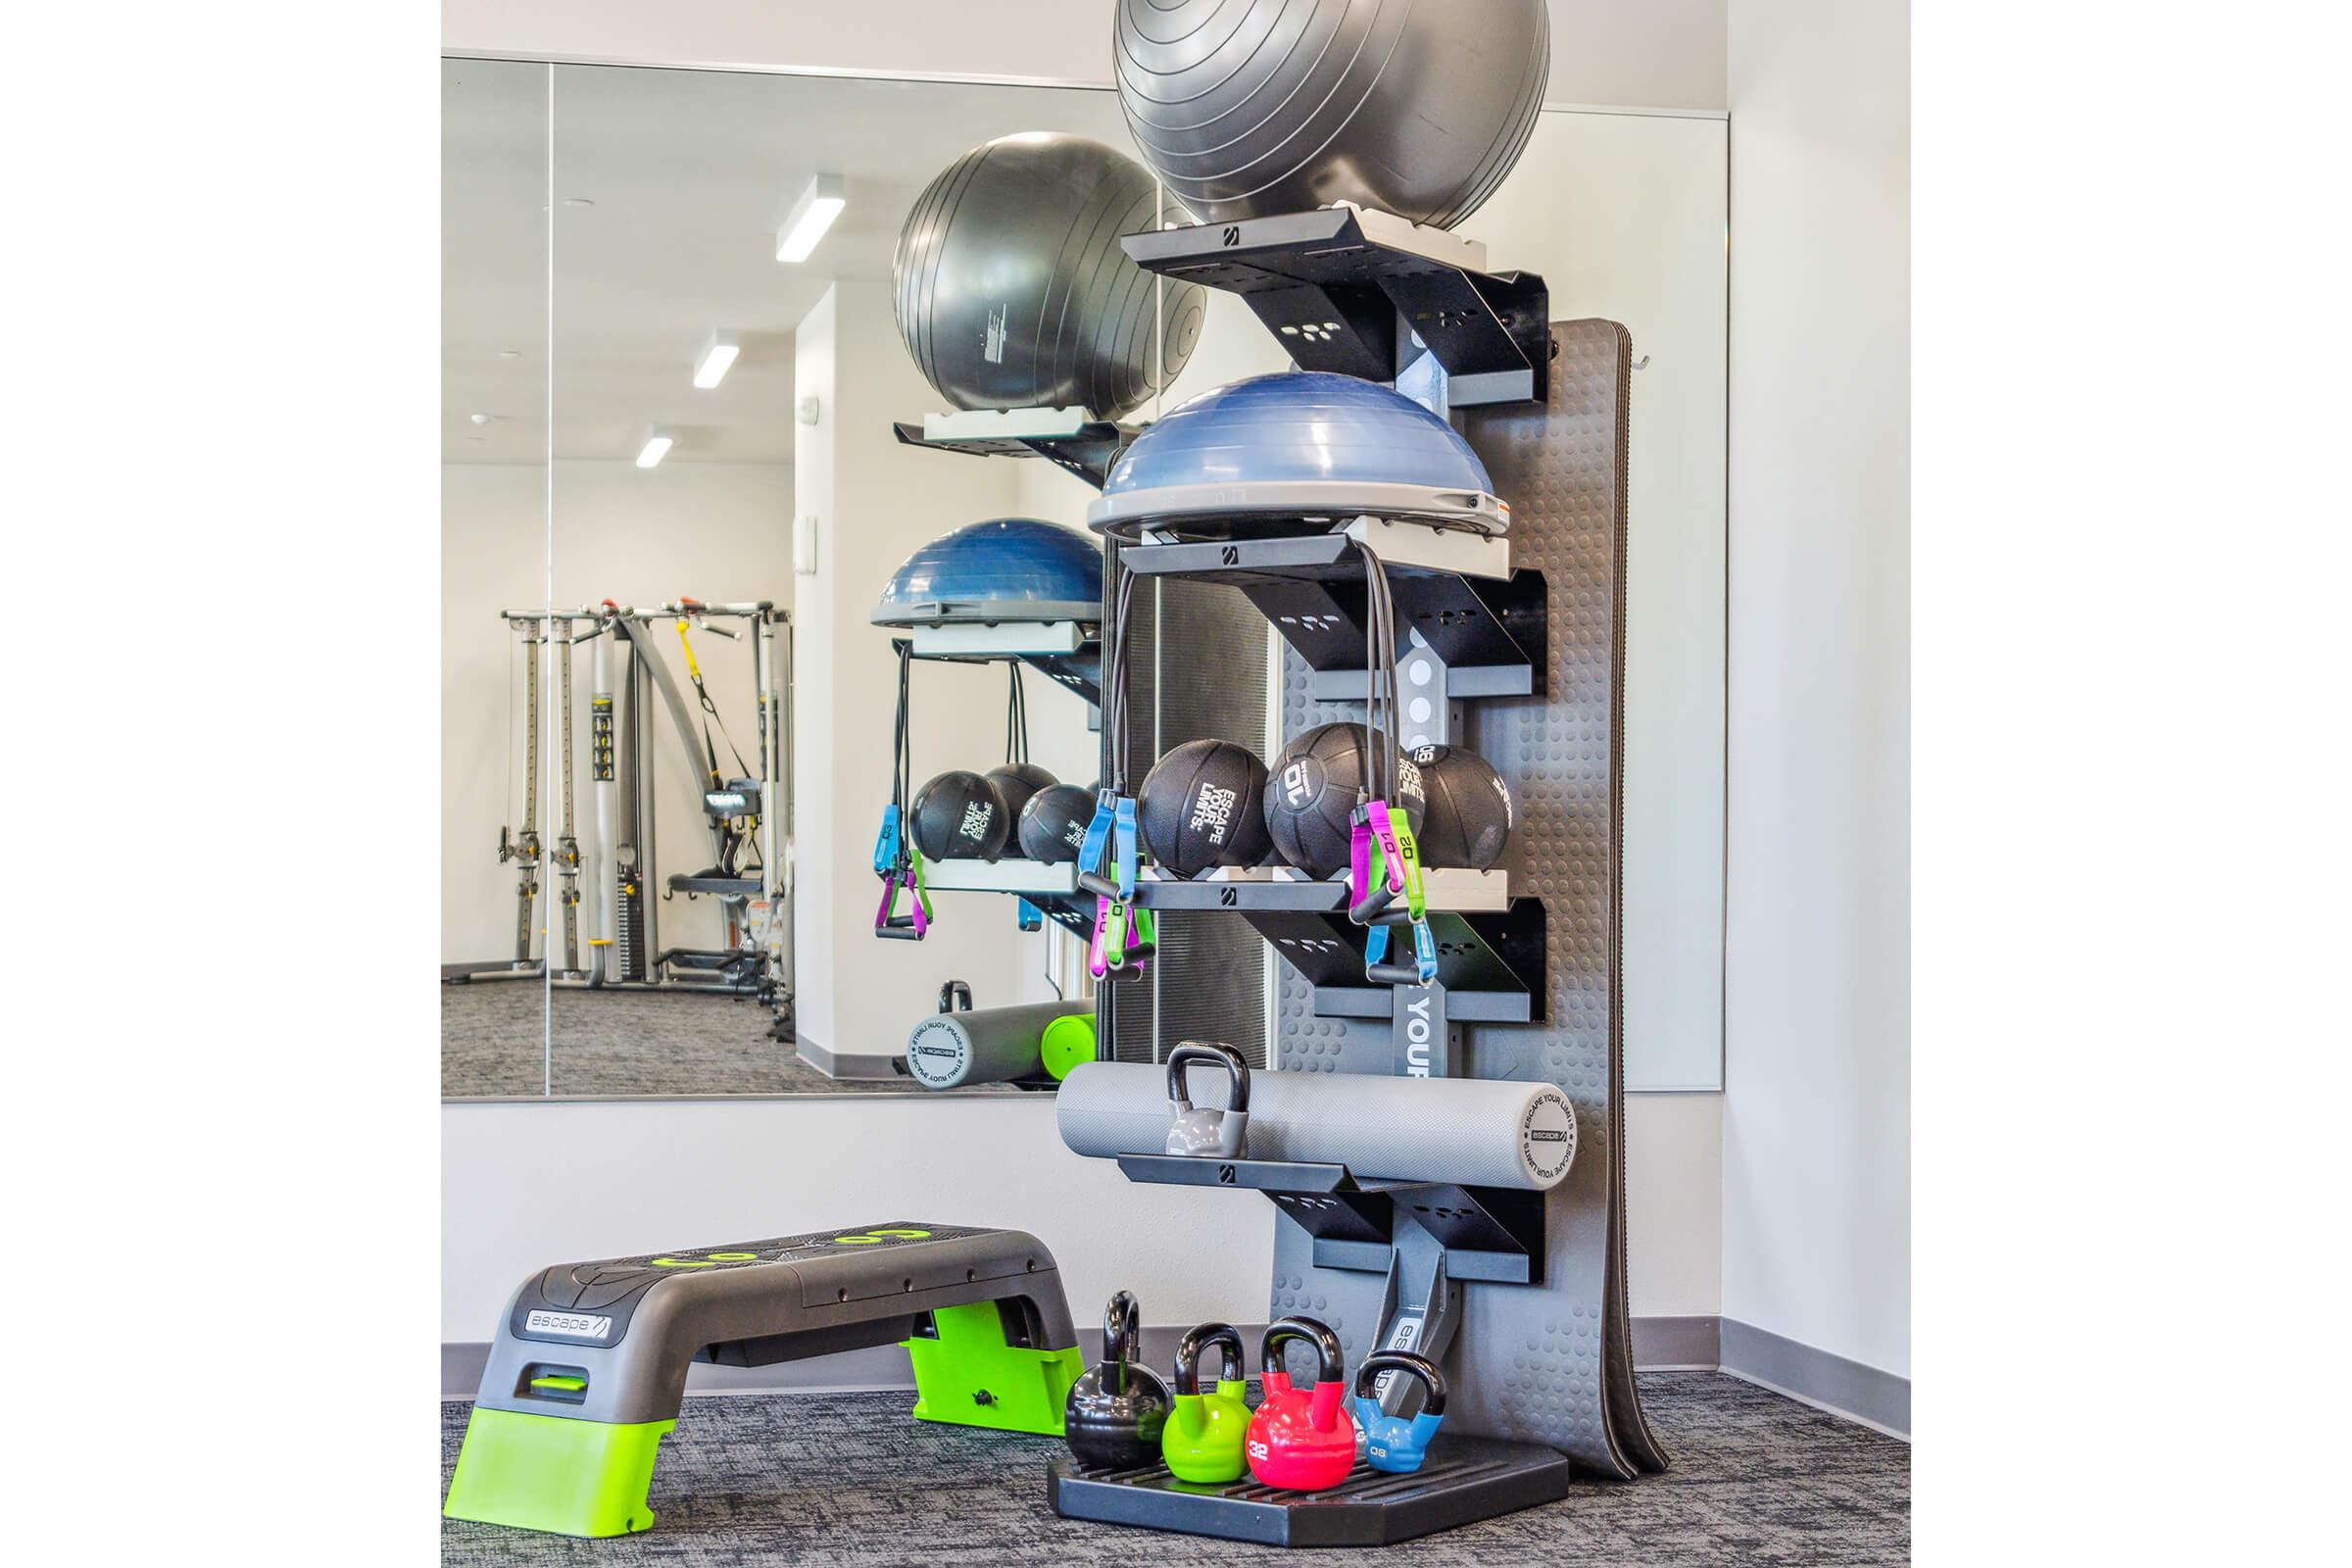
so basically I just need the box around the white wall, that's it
[443,1,1729,112]
[1720,0,1909,1377]
[442,459,793,966]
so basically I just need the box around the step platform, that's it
[1049,1435,1574,1547]
[444,1222,1081,1538]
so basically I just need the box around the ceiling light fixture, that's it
[692,328,741,390]
[635,426,673,469]
[775,173,846,264]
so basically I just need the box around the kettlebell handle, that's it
[1259,1315,1345,1387]
[1102,1290,1144,1391]
[938,980,972,1013]
[1352,1349,1448,1415]
[1170,1321,1246,1396]
[1166,1041,1250,1116]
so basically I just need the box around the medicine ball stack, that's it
[910,770,1010,862]
[1262,723,1428,878]
[1410,745,1516,870]
[1137,739,1272,877]
[1017,783,1098,864]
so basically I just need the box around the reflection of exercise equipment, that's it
[903,984,1093,1091]
[1112,0,1548,231]
[893,134,1201,421]
[910,769,1009,862]
[444,1224,1082,1539]
[449,601,793,1033]
[987,663,1058,823]
[870,516,1104,703]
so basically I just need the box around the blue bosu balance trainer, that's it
[1086,371,1510,541]
[871,516,1103,629]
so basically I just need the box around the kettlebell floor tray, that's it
[1048,1437,1573,1547]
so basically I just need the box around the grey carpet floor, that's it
[440,1375,1908,1565]
[441,983,1022,1100]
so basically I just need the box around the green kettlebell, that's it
[1161,1321,1251,1483]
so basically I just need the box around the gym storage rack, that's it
[1057,206,1666,1544]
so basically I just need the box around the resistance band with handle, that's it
[1347,540,1436,986]
[1079,555,1152,981]
[872,641,932,939]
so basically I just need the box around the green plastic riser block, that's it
[442,1406,675,1538]
[906,1301,1084,1436]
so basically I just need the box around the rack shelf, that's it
[1121,206,1549,408]
[919,859,1079,898]
[892,408,1138,490]
[1133,865,1508,913]
[1114,519,1542,688]
[1111,1154,1544,1285]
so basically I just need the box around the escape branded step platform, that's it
[444,1223,1081,1538]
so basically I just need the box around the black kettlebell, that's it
[1062,1290,1171,1470]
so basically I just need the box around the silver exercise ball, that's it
[893,132,1204,421]
[1113,0,1549,230]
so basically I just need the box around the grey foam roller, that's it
[906,1000,1096,1090]
[1056,1061,1575,1189]
[892,132,1204,420]
[1113,0,1550,229]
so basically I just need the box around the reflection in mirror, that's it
[438,62,1729,1101]
[441,58,551,1096]
[525,68,1178,1097]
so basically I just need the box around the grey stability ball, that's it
[893,131,1204,421]
[1113,0,1550,230]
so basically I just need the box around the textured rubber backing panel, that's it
[1108,578,1272,1068]
[1271,321,1664,1480]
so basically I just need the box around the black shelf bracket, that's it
[1121,207,1549,407]
[1241,904,1547,1025]
[892,414,1139,491]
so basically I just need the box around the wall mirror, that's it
[440,61,1725,1100]
[442,57,551,1094]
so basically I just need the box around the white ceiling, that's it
[442,61,1132,465]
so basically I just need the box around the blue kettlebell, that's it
[1350,1351,1447,1474]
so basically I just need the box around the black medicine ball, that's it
[1410,745,1514,869]
[985,761,1058,827]
[911,769,1010,861]
[1017,783,1097,863]
[1262,723,1429,877]
[1137,739,1272,876]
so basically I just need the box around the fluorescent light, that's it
[692,328,740,389]
[635,427,673,468]
[775,173,846,264]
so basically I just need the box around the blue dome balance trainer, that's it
[1088,373,1509,540]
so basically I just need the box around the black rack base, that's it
[1048,1437,1573,1547]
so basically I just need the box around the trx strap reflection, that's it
[1082,562,1150,979]
[873,641,932,939]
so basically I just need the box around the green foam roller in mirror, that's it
[1040,1013,1097,1080]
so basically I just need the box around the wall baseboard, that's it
[446,1315,1907,1438]
[1718,1318,1909,1437]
